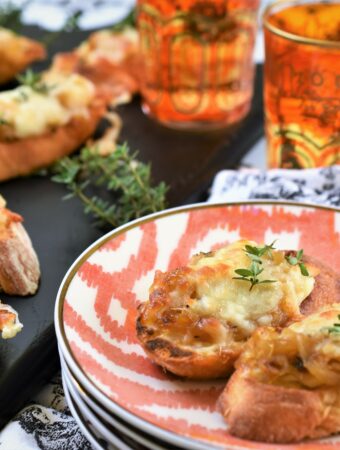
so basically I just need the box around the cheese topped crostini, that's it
[137,240,322,379]
[0,72,106,181]
[220,305,340,443]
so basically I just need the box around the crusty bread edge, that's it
[0,221,40,296]
[219,369,340,443]
[137,316,238,379]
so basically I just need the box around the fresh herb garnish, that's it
[233,260,276,291]
[244,241,277,263]
[17,69,52,95]
[285,249,309,276]
[323,315,340,334]
[51,143,168,229]
[233,241,278,291]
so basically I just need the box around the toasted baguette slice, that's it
[137,240,319,379]
[220,305,340,443]
[0,73,106,181]
[0,302,23,338]
[0,27,45,84]
[51,28,140,106]
[0,197,40,295]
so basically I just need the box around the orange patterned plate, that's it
[55,201,340,450]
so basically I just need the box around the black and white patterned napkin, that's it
[0,376,91,450]
[209,166,340,207]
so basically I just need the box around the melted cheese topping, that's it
[0,73,95,138]
[189,240,315,335]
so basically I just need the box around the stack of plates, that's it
[54,202,339,450]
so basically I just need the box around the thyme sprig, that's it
[51,143,168,229]
[17,69,52,95]
[285,249,309,276]
[233,261,276,291]
[245,241,276,263]
[233,241,277,291]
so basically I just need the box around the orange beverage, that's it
[137,0,259,129]
[264,0,340,168]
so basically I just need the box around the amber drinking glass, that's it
[264,0,340,168]
[137,0,259,130]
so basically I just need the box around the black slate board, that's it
[0,25,264,427]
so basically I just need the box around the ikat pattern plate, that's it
[55,202,340,450]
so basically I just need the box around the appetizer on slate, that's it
[50,28,140,106]
[0,195,40,296]
[0,27,45,84]
[0,302,23,339]
[0,71,106,181]
[137,240,322,379]
[220,305,340,443]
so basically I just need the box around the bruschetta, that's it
[137,240,321,379]
[0,302,23,338]
[0,72,106,181]
[0,27,45,84]
[50,28,139,106]
[0,195,40,295]
[219,305,340,443]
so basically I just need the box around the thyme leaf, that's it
[285,249,309,276]
[245,240,277,262]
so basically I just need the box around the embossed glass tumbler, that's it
[264,0,340,168]
[137,0,259,130]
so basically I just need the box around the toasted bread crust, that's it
[0,220,40,295]
[219,371,339,443]
[0,100,105,181]
[301,254,340,315]
[137,315,237,379]
[0,34,45,84]
[220,306,340,443]
[137,263,244,379]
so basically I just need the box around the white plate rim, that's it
[62,371,108,450]
[55,200,340,450]
[60,350,168,450]
[62,363,134,450]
